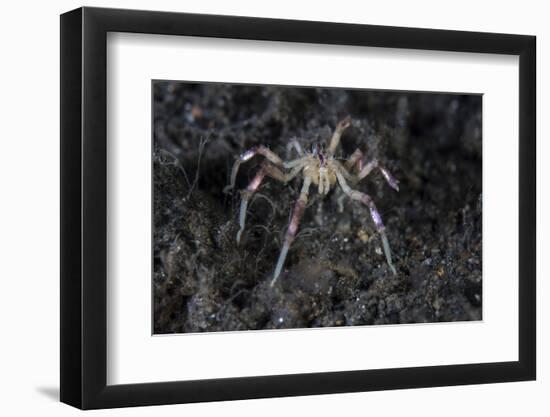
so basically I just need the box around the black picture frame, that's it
[60,6,536,410]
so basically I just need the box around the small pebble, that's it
[357,229,369,243]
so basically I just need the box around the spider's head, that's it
[311,142,327,166]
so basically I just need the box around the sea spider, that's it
[224,116,399,287]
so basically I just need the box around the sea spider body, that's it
[303,143,337,194]
[224,116,399,287]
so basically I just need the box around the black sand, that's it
[152,82,482,334]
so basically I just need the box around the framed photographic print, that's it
[60,6,536,409]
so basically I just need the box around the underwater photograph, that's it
[152,81,482,334]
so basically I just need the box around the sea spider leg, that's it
[271,175,312,286]
[329,159,354,181]
[236,161,305,244]
[286,138,304,158]
[328,115,352,155]
[335,171,397,275]
[357,159,400,191]
[344,147,399,192]
[327,159,354,209]
[224,145,284,193]
[345,148,364,173]
[283,155,310,169]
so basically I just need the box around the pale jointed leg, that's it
[357,159,399,191]
[344,148,364,173]
[236,161,305,245]
[283,155,310,169]
[335,171,397,275]
[328,116,352,155]
[286,138,304,158]
[224,145,284,193]
[271,175,312,286]
[236,167,266,244]
[264,162,305,184]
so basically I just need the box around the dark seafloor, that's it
[153,82,482,334]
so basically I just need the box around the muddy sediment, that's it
[153,82,482,334]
